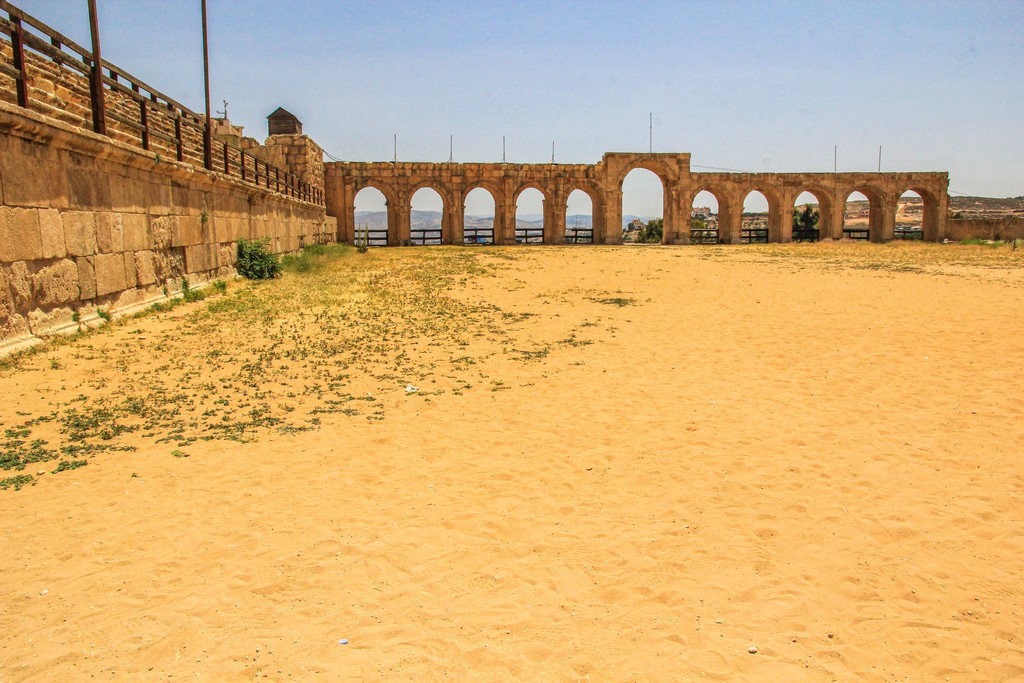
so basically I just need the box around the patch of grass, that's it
[51,459,87,474]
[588,296,635,307]
[0,474,34,491]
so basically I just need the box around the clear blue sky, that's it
[12,0,1024,215]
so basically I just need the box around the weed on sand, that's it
[0,245,608,490]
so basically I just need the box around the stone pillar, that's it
[662,184,679,244]
[766,192,784,243]
[604,188,623,245]
[446,204,464,245]
[829,191,846,240]
[779,189,795,243]
[875,196,895,242]
[930,189,948,242]
[677,191,694,244]
[719,194,742,244]
[546,197,566,245]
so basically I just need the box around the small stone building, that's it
[267,107,302,136]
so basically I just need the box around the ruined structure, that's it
[325,154,949,245]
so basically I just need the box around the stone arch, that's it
[792,186,834,241]
[514,184,548,244]
[565,187,597,244]
[740,186,783,243]
[687,186,729,244]
[353,181,400,246]
[900,185,940,241]
[463,183,499,245]
[408,186,445,246]
[614,158,677,189]
[842,185,884,242]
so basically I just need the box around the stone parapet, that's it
[0,100,334,355]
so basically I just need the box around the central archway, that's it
[410,187,443,245]
[566,189,594,244]
[353,186,390,247]
[464,186,496,245]
[621,168,664,244]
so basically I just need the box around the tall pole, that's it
[833,145,837,174]
[393,134,397,163]
[551,141,555,164]
[502,136,506,163]
[878,145,882,173]
[448,134,453,163]
[201,0,212,170]
[87,0,106,135]
[649,112,653,154]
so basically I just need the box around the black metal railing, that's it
[0,0,322,206]
[566,227,593,244]
[842,228,870,240]
[464,227,494,245]
[690,228,719,244]
[515,227,544,244]
[894,227,924,240]
[410,227,442,245]
[740,227,768,244]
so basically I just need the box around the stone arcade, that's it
[324,153,949,246]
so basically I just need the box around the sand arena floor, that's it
[1,242,1022,681]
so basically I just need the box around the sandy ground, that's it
[1,242,1023,681]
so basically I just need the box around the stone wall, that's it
[0,101,334,355]
[946,217,1024,242]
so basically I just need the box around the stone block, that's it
[66,162,111,209]
[27,306,75,336]
[77,256,96,299]
[151,215,174,250]
[0,311,30,343]
[172,215,202,248]
[64,211,98,256]
[39,209,67,259]
[4,262,31,311]
[122,213,151,251]
[123,251,137,288]
[0,137,69,208]
[94,252,128,296]
[0,208,44,263]
[96,213,125,253]
[134,251,157,286]
[32,259,80,307]
[184,244,212,273]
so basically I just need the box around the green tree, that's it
[638,217,663,244]
[792,204,819,233]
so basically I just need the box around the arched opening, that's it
[896,190,925,240]
[690,190,720,244]
[741,191,769,243]
[410,187,443,245]
[566,189,594,244]
[622,168,664,244]
[793,191,823,242]
[515,187,545,244]
[464,187,495,245]
[843,190,874,240]
[354,186,389,247]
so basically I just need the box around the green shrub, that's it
[237,239,280,279]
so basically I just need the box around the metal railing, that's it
[566,227,593,244]
[0,0,322,206]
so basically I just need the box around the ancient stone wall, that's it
[325,154,950,245]
[0,101,334,355]
[946,217,1024,242]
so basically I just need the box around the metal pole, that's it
[393,134,397,163]
[649,112,652,154]
[502,136,506,163]
[878,145,882,173]
[448,134,453,163]
[551,141,555,164]
[87,0,106,135]
[201,0,212,170]
[833,145,837,174]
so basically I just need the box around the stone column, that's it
[662,185,679,244]
[546,197,566,245]
[603,188,623,245]
[779,188,795,243]
[719,194,742,244]
[829,189,846,240]
[447,204,464,245]
[875,195,895,243]
[677,191,694,244]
